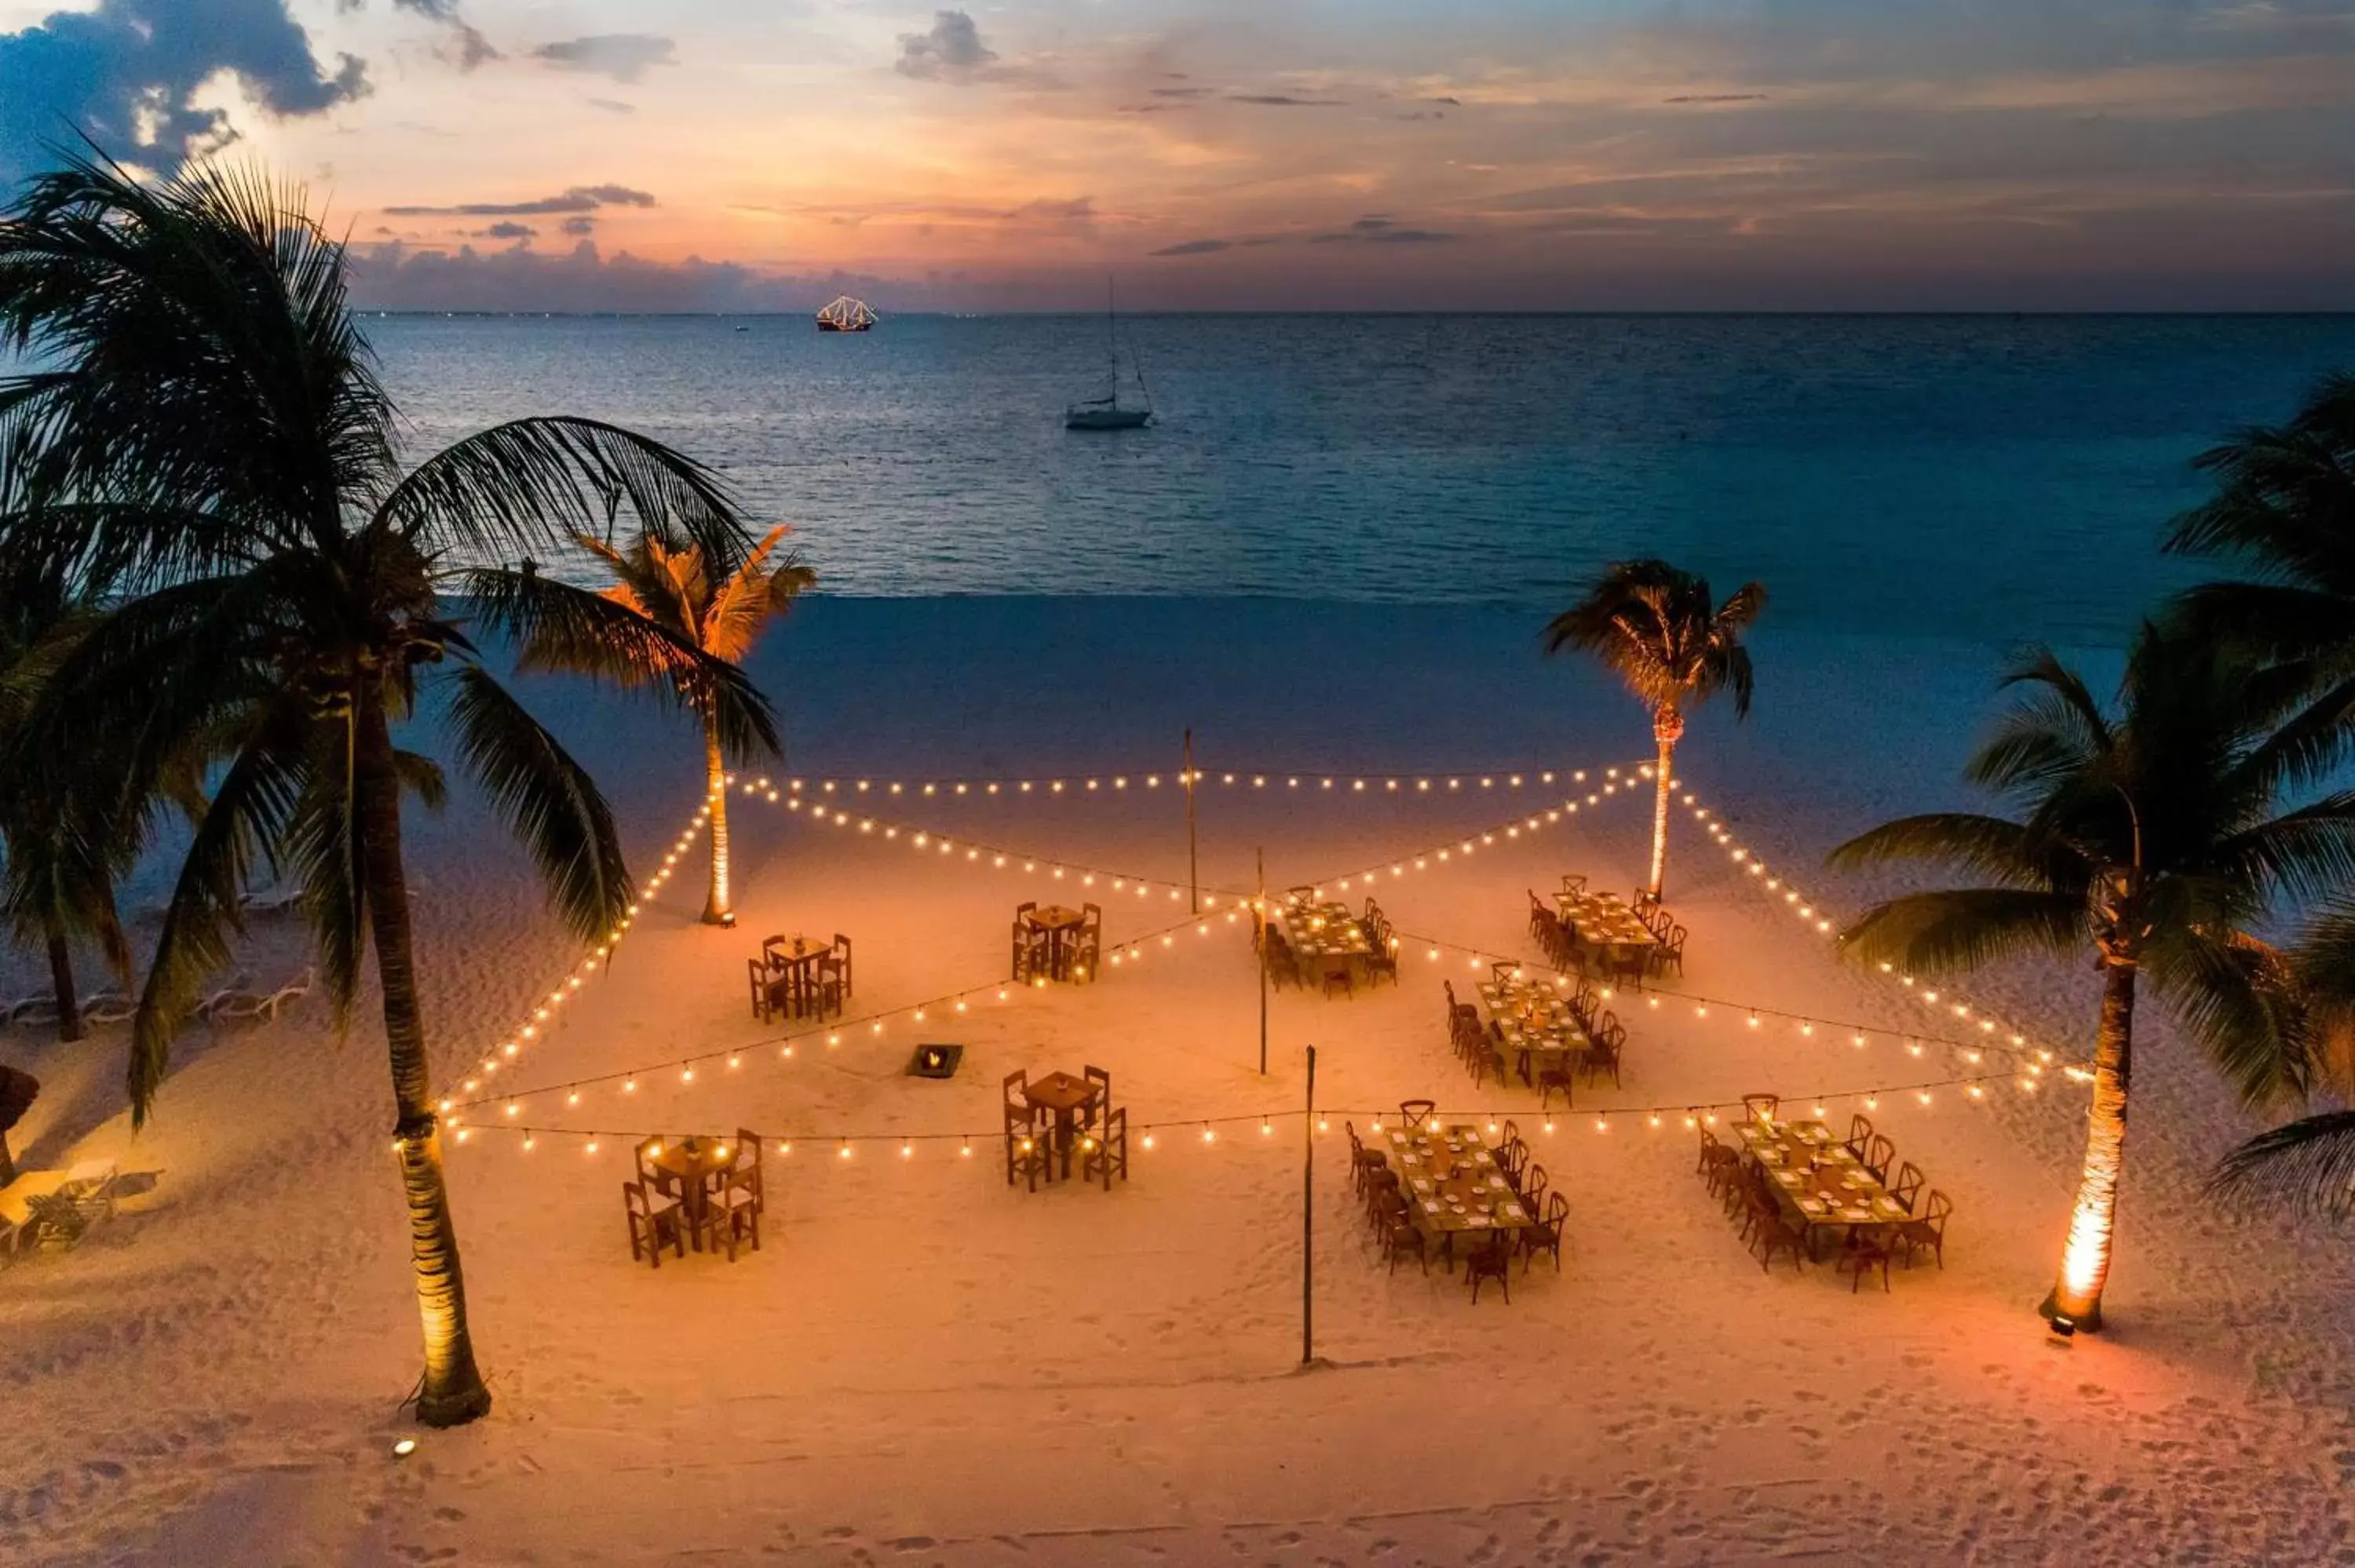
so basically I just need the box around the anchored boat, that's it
[1065,280,1152,430]
[816,295,877,332]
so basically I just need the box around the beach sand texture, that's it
[1,600,2346,1566]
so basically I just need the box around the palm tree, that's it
[0,158,776,1424]
[2162,371,2355,786]
[1544,560,1765,901]
[1830,629,2350,1329]
[0,592,130,1041]
[531,525,813,924]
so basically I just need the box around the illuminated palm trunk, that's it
[2043,961,2134,1331]
[358,695,492,1427]
[1648,709,1683,901]
[700,712,731,924]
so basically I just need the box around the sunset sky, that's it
[2,1,2350,310]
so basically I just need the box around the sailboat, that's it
[1065,280,1152,430]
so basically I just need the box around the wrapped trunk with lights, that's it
[700,711,732,924]
[1648,706,1682,900]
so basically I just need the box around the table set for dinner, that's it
[746,932,852,1023]
[1379,1121,1533,1264]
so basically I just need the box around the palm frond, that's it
[130,709,312,1122]
[2148,929,2309,1107]
[1825,812,2059,885]
[447,665,631,946]
[376,417,755,572]
[467,567,780,760]
[2209,1111,2355,1220]
[1836,888,2087,975]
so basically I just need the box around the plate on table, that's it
[1502,1205,1527,1221]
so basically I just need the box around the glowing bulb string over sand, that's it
[466,757,1648,1111]
[443,909,1235,1118]
[1663,782,2076,1078]
[441,1062,2047,1158]
[1264,768,1651,904]
[1378,921,2087,1088]
[459,787,723,1090]
[739,760,1645,802]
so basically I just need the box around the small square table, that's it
[1021,1070,1103,1180]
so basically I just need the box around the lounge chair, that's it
[191,972,255,1021]
[239,885,304,916]
[209,967,315,1024]
[78,993,137,1025]
[2,994,59,1027]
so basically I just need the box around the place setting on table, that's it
[1381,1117,1532,1262]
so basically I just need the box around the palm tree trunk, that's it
[44,917,82,1044]
[1647,709,1684,901]
[2042,960,2135,1331]
[357,693,492,1427]
[700,713,732,924]
[0,1132,14,1187]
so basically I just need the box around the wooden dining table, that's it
[1281,902,1373,989]
[640,1135,739,1249]
[1377,1121,1533,1271]
[1021,1070,1103,1180]
[1475,976,1594,1088]
[1735,1118,1913,1251]
[1021,905,1087,981]
[761,935,835,1018]
[1556,891,1659,963]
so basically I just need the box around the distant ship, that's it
[816,296,877,332]
[1065,279,1152,430]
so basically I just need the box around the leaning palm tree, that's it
[1544,560,1765,900]
[1831,629,2350,1330]
[532,526,814,924]
[0,157,776,1424]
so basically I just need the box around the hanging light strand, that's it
[445,910,1230,1115]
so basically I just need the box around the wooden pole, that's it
[1302,1043,1316,1368]
[1184,728,1199,915]
[1258,848,1269,1077]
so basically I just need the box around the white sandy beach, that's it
[2,599,2349,1566]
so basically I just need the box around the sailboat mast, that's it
[1107,277,1119,406]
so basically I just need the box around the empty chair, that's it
[1465,1234,1515,1304]
[1741,1092,1781,1124]
[1520,1162,1549,1212]
[1536,1054,1577,1112]
[1579,1018,1624,1090]
[1285,884,1316,907]
[747,957,775,1022]
[1005,1118,1047,1191]
[1398,1098,1437,1131]
[1896,1191,1952,1269]
[1346,1121,1389,1193]
[703,1140,761,1261]
[1382,1205,1428,1274]
[1844,1114,1875,1160]
[1887,1160,1926,1214]
[1650,924,1687,979]
[1010,921,1037,983]
[1364,936,1399,988]
[1083,1107,1130,1190]
[1491,960,1521,984]
[728,1128,767,1216]
[1838,1227,1894,1293]
[1082,1063,1112,1130]
[210,967,314,1024]
[1322,967,1354,1000]
[1519,1191,1569,1274]
[1861,1133,1897,1183]
[831,934,855,997]
[623,1181,685,1269]
[1749,1203,1807,1274]
[1561,873,1587,897]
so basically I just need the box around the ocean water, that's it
[371,313,2355,647]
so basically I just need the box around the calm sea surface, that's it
[371,313,2355,646]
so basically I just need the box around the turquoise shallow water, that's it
[370,312,2355,646]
